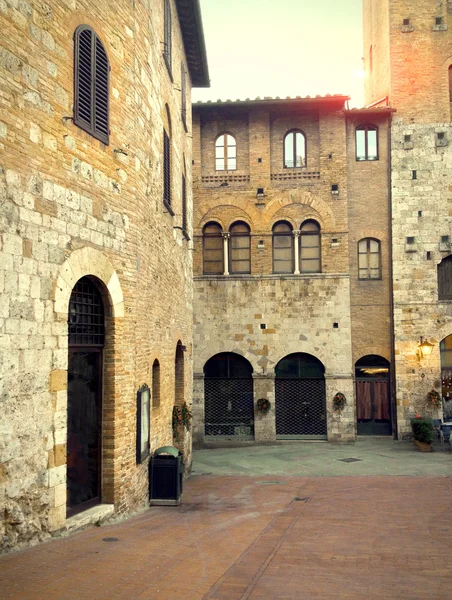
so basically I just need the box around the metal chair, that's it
[440,424,452,447]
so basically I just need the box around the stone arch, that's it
[271,347,329,375]
[353,345,390,364]
[194,344,260,375]
[270,204,324,230]
[265,189,336,231]
[53,247,124,318]
[351,228,388,243]
[197,203,254,232]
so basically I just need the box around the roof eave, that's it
[176,0,210,88]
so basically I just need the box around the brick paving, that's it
[1,474,452,599]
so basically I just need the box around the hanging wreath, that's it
[333,392,346,412]
[256,398,271,416]
[181,401,192,430]
[172,405,182,442]
[427,389,441,408]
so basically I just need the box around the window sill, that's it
[163,200,175,216]
[196,273,349,281]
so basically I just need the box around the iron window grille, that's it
[203,222,224,274]
[68,277,105,346]
[164,0,172,75]
[74,25,110,145]
[163,129,172,211]
[355,125,378,161]
[283,130,306,168]
[215,134,237,171]
[273,221,294,273]
[358,238,381,279]
[300,220,321,273]
[229,222,251,274]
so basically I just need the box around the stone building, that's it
[191,97,394,446]
[363,0,452,435]
[0,0,208,550]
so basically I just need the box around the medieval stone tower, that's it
[363,0,452,434]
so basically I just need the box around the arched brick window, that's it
[300,220,321,273]
[203,222,223,274]
[229,222,251,274]
[358,238,381,279]
[74,25,110,144]
[438,255,452,300]
[273,221,294,273]
[283,130,306,168]
[215,134,236,171]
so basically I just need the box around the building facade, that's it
[191,97,394,446]
[0,0,208,551]
[363,0,452,435]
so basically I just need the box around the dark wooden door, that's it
[67,350,102,515]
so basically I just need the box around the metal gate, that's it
[275,378,327,439]
[204,378,254,440]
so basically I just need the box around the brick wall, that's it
[0,0,194,550]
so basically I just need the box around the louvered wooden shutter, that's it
[182,173,188,237]
[74,26,109,145]
[181,63,187,127]
[163,130,171,207]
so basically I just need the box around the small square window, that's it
[437,132,445,140]
[407,236,415,244]
[403,18,410,25]
[441,235,449,243]
[412,170,417,180]
[435,17,443,25]
[404,134,411,142]
[426,251,432,260]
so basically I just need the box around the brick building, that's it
[191,98,394,445]
[0,0,208,550]
[363,0,452,435]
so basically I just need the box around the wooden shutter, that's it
[181,63,187,128]
[164,0,172,72]
[182,173,189,239]
[74,26,109,145]
[163,130,171,207]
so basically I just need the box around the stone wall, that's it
[0,0,195,551]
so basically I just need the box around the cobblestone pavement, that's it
[1,441,451,600]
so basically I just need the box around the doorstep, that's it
[65,504,114,534]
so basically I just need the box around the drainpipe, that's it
[388,113,398,440]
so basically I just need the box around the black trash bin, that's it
[149,446,184,506]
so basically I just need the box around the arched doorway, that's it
[355,355,391,435]
[275,353,326,439]
[440,335,452,421]
[204,353,254,440]
[67,277,105,515]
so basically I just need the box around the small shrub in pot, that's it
[411,416,434,444]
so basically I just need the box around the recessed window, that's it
[406,236,415,244]
[437,132,445,140]
[284,130,306,168]
[404,134,412,142]
[358,238,381,280]
[438,256,452,300]
[182,173,189,240]
[403,18,410,26]
[181,63,187,129]
[229,222,251,274]
[152,360,160,408]
[74,25,110,145]
[164,0,172,74]
[435,17,443,26]
[300,220,321,273]
[441,235,450,244]
[412,170,417,180]
[215,134,236,171]
[356,125,378,161]
[272,221,293,274]
[203,223,223,275]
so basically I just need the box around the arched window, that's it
[74,26,109,144]
[438,255,452,300]
[203,222,223,274]
[229,222,250,274]
[283,130,306,168]
[215,134,236,171]
[273,221,293,273]
[356,125,378,161]
[164,0,172,73]
[152,359,160,408]
[300,221,321,273]
[358,238,381,279]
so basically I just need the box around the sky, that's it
[193,0,365,108]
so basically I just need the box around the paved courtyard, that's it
[1,439,451,600]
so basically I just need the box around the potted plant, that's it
[411,415,434,452]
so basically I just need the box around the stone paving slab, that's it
[1,470,452,599]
